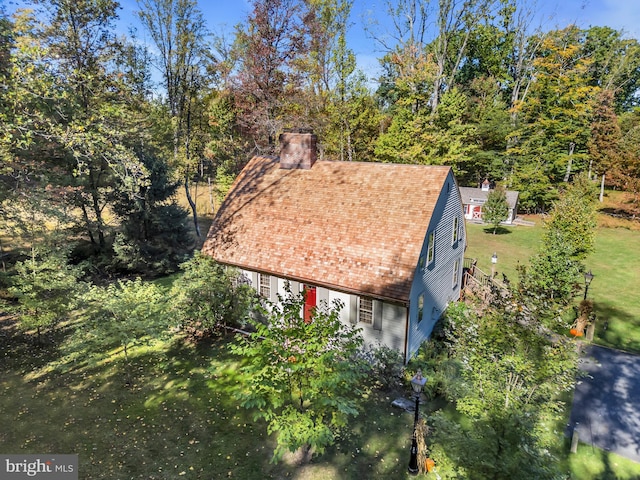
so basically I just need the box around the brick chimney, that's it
[279,130,317,169]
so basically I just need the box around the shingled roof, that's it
[202,156,452,303]
[459,186,518,208]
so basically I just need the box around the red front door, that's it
[303,286,316,323]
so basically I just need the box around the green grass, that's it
[464,221,543,282]
[465,218,640,353]
[587,228,640,352]
[561,443,640,479]
[2,314,639,478]
[0,318,423,479]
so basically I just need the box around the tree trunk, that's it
[563,142,575,182]
[208,177,215,214]
[185,176,201,237]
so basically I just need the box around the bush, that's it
[361,344,404,391]
[169,252,256,335]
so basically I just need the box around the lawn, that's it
[0,316,421,480]
[3,313,640,479]
[464,214,640,354]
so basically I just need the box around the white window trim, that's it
[427,231,435,264]
[452,259,460,287]
[452,216,459,245]
[358,297,373,325]
[258,273,271,298]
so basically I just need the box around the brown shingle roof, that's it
[202,156,451,303]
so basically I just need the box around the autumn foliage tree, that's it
[232,0,307,154]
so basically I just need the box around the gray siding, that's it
[241,270,407,355]
[406,171,466,362]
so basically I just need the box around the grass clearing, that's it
[1,315,422,479]
[3,317,640,478]
[561,443,640,479]
[465,211,640,354]
[3,310,639,479]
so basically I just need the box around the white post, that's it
[599,174,605,203]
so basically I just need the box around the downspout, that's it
[403,302,410,364]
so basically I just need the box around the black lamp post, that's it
[408,370,427,475]
[583,270,594,300]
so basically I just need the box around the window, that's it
[452,217,459,245]
[452,259,460,287]
[359,297,373,324]
[258,273,271,298]
[427,231,435,263]
[417,294,424,323]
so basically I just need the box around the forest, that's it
[1,0,640,278]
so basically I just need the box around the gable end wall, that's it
[406,171,466,361]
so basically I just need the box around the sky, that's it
[119,0,640,80]
[5,0,640,81]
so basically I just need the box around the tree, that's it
[9,247,84,343]
[542,173,598,261]
[4,2,153,258]
[422,299,577,479]
[44,0,150,251]
[169,252,255,334]
[232,0,307,153]
[517,173,598,329]
[111,145,192,275]
[618,112,640,211]
[82,278,168,374]
[588,89,623,181]
[138,0,211,237]
[324,73,381,162]
[483,184,509,233]
[507,26,599,210]
[583,26,640,112]
[375,86,476,174]
[230,288,368,461]
[429,0,493,114]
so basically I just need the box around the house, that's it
[459,182,519,224]
[201,132,466,363]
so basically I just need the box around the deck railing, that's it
[462,258,509,296]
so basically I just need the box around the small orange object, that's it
[425,458,435,472]
[569,328,583,337]
[287,355,297,363]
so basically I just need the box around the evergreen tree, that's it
[111,146,192,275]
[517,173,598,329]
[9,247,84,343]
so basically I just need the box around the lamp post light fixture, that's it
[491,252,498,279]
[583,270,594,300]
[408,370,428,475]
